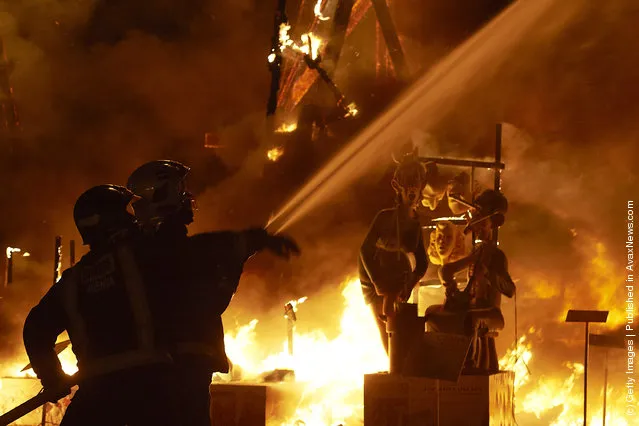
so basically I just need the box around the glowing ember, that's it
[279,23,294,51]
[275,123,298,133]
[314,0,330,22]
[345,102,358,117]
[268,53,277,63]
[5,247,23,258]
[286,296,308,311]
[276,23,324,61]
[267,147,285,162]
[299,33,323,60]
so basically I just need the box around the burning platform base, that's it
[209,381,304,426]
[364,372,515,426]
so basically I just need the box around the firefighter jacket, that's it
[148,224,269,373]
[23,235,171,386]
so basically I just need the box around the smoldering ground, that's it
[0,2,636,420]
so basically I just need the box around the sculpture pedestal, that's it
[364,372,515,426]
[209,382,303,426]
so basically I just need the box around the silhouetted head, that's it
[74,185,139,248]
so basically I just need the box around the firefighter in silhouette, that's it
[358,151,429,353]
[127,160,300,426]
[23,185,179,426]
[426,189,516,372]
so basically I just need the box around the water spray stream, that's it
[266,0,573,234]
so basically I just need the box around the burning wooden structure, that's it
[264,0,410,168]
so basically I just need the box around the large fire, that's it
[1,241,634,425]
[224,278,387,425]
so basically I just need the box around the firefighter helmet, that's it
[73,185,138,246]
[126,160,195,228]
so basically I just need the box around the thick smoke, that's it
[0,1,637,421]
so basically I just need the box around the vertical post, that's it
[370,0,410,81]
[70,240,76,267]
[53,236,62,283]
[584,322,590,426]
[470,166,476,244]
[602,349,608,426]
[287,317,294,356]
[266,0,288,116]
[284,302,295,356]
[6,252,13,286]
[324,0,356,77]
[410,285,419,309]
[436,378,440,426]
[493,123,502,243]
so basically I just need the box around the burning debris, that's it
[0,0,638,425]
[275,123,298,133]
[314,0,331,22]
[267,146,285,162]
[266,2,359,122]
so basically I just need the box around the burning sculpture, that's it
[421,165,474,216]
[358,150,428,352]
[427,220,467,266]
[426,189,516,373]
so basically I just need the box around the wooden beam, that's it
[323,0,356,77]
[370,0,409,81]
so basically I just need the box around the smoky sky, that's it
[0,2,637,415]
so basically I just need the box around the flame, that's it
[345,102,358,117]
[277,23,324,61]
[559,239,632,328]
[223,277,387,424]
[521,361,585,421]
[314,0,330,21]
[6,247,21,258]
[498,327,633,425]
[287,296,308,311]
[268,53,277,63]
[12,343,79,379]
[275,122,298,133]
[279,23,294,51]
[498,329,533,391]
[299,33,323,60]
[267,147,285,162]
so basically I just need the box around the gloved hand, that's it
[264,233,301,259]
[41,373,73,403]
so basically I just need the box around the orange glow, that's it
[275,123,298,134]
[314,0,330,21]
[267,147,285,162]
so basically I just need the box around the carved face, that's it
[422,183,446,211]
[434,223,456,259]
[392,159,427,211]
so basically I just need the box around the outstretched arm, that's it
[237,228,300,262]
